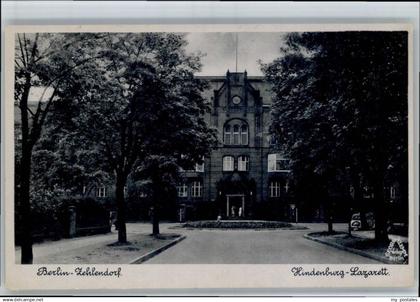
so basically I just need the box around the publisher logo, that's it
[385,239,408,263]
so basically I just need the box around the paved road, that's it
[15,222,384,264]
[146,223,381,264]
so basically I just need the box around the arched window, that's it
[233,125,240,145]
[224,119,249,146]
[238,155,249,171]
[223,156,234,171]
[241,125,248,145]
[224,125,231,145]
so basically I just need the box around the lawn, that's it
[307,232,408,264]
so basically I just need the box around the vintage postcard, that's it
[3,24,416,291]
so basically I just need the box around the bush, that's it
[15,195,111,245]
[183,220,293,229]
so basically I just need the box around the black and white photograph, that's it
[3,23,415,290]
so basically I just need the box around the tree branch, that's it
[27,107,35,117]
[29,86,58,148]
[17,34,27,67]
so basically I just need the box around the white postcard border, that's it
[3,23,416,291]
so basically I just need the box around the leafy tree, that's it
[262,32,407,241]
[72,33,217,240]
[132,33,218,235]
[14,33,101,263]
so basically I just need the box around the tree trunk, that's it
[115,173,127,243]
[373,178,389,242]
[327,217,333,234]
[152,207,160,236]
[151,178,160,236]
[19,76,33,264]
[326,196,334,234]
[19,149,33,264]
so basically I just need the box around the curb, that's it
[303,234,397,264]
[129,235,186,264]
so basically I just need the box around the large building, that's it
[14,71,406,225]
[175,71,293,221]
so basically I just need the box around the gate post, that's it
[68,205,76,238]
[226,196,230,217]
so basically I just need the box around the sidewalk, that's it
[15,232,118,262]
[15,222,183,264]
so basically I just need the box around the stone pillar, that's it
[68,205,76,238]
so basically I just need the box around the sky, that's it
[185,32,287,76]
[26,32,287,102]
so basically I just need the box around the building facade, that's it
[14,71,407,225]
[175,71,293,221]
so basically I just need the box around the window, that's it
[177,184,188,197]
[224,125,231,145]
[233,125,240,145]
[238,155,249,171]
[195,156,205,172]
[390,186,396,199]
[232,95,242,105]
[362,186,375,198]
[97,186,106,198]
[241,125,248,145]
[224,120,249,146]
[191,181,202,197]
[270,181,281,197]
[268,154,289,172]
[268,135,277,146]
[195,163,204,172]
[223,156,234,171]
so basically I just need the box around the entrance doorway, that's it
[226,194,245,218]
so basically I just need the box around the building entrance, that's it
[226,194,245,218]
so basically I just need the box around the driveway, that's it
[145,223,381,264]
[15,222,385,264]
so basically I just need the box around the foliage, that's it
[262,31,408,241]
[57,33,217,238]
[15,33,105,263]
